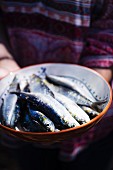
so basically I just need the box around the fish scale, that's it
[46,74,97,102]
[11,91,80,130]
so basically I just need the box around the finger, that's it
[0,68,9,79]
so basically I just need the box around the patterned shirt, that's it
[0,0,113,69]
[0,0,113,161]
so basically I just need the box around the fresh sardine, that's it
[21,113,47,132]
[46,74,97,102]
[43,79,107,112]
[53,92,90,124]
[29,74,54,97]
[81,106,100,118]
[1,94,20,127]
[28,104,56,132]
[1,76,21,127]
[11,91,80,130]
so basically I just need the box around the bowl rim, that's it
[0,63,112,136]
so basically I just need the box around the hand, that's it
[0,59,20,79]
[93,68,112,83]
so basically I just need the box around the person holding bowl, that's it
[0,0,113,169]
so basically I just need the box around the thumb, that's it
[0,68,10,79]
[0,59,20,79]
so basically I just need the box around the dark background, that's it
[0,131,113,170]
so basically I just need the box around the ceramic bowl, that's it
[0,63,112,144]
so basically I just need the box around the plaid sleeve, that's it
[79,1,113,69]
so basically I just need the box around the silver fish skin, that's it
[8,75,20,92]
[43,80,94,106]
[81,106,100,117]
[12,92,80,129]
[46,74,96,102]
[53,92,90,124]
[28,106,56,132]
[1,94,20,127]
[9,75,30,92]
[0,75,18,101]
[19,79,29,92]
[43,80,106,111]
[21,113,47,132]
[1,75,21,127]
[29,74,54,97]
